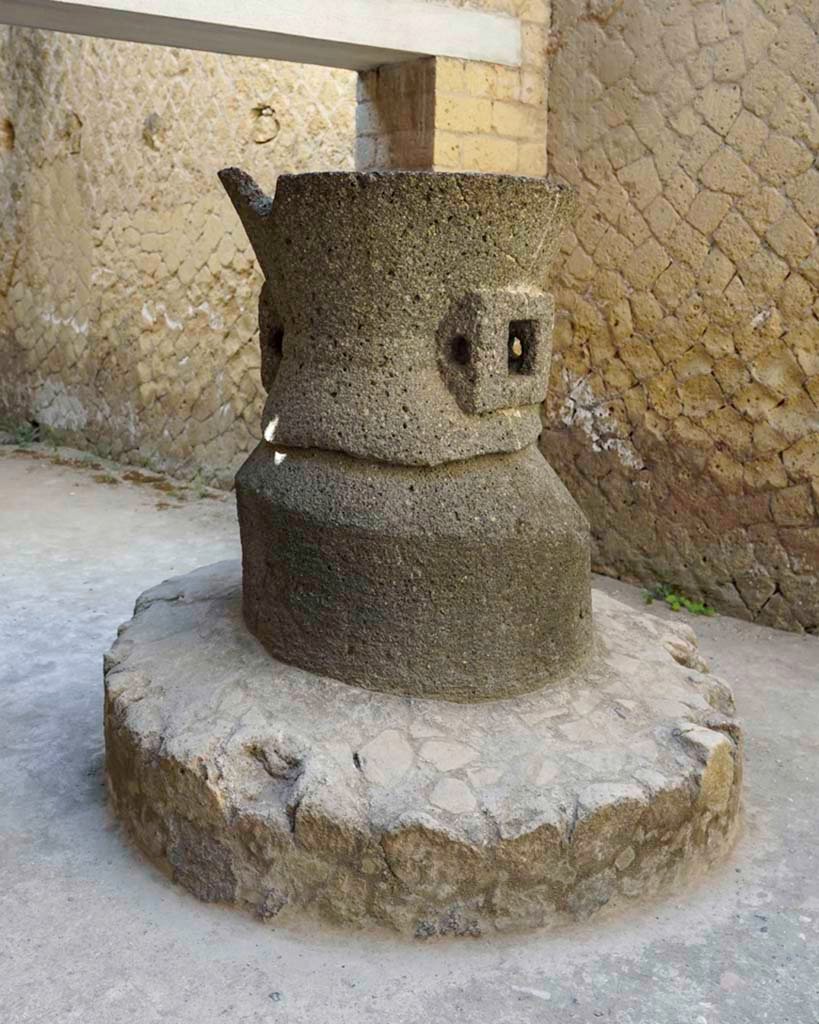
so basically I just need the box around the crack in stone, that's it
[565,797,581,845]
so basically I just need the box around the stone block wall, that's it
[356,0,549,175]
[0,27,356,483]
[543,0,818,631]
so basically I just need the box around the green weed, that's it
[643,583,716,617]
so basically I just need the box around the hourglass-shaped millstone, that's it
[219,169,592,701]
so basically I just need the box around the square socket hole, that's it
[507,320,537,375]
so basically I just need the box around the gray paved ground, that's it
[1,445,817,1024]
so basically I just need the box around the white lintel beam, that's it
[0,0,521,70]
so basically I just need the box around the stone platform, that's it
[104,561,743,937]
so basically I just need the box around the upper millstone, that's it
[219,169,575,467]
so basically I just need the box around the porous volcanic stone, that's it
[104,561,743,938]
[220,169,592,698]
[236,443,591,700]
[218,169,575,467]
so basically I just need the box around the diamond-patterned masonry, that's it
[544,0,818,633]
[0,28,355,484]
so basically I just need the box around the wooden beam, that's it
[0,0,521,70]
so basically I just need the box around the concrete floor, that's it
[1,445,817,1024]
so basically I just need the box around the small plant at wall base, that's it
[0,418,38,446]
[643,584,716,617]
[0,419,65,448]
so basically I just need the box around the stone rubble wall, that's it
[0,27,356,484]
[543,0,818,632]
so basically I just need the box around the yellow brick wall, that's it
[356,0,549,175]
[355,58,436,171]
[543,0,818,631]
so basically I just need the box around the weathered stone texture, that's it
[221,169,573,466]
[0,28,355,484]
[545,0,819,631]
[104,561,743,936]
[224,169,590,699]
[237,442,592,700]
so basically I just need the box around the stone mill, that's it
[104,169,742,936]
[222,168,590,701]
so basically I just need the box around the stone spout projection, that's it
[218,168,590,701]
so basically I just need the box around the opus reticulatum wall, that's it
[0,27,355,484]
[543,0,818,631]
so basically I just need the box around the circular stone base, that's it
[104,561,743,937]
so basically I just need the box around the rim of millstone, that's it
[103,560,743,938]
[219,165,577,200]
[266,168,575,188]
